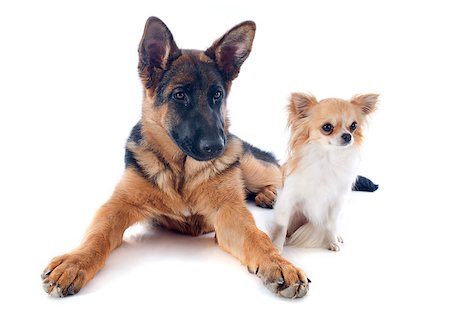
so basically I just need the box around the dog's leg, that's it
[254,185,278,209]
[270,189,295,252]
[41,170,150,297]
[326,230,341,251]
[324,202,344,251]
[214,203,309,298]
[271,222,289,253]
[240,150,282,209]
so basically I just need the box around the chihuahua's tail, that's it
[285,223,325,248]
[353,175,379,192]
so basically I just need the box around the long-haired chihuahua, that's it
[271,93,378,252]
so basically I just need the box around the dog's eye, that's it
[213,90,223,100]
[350,122,357,132]
[322,123,334,134]
[173,90,187,101]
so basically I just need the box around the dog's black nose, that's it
[341,133,352,143]
[199,138,224,156]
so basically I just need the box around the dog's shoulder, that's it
[124,122,145,170]
[125,122,175,191]
[241,139,278,166]
[124,125,246,193]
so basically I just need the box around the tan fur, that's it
[283,93,317,177]
[272,92,378,253]
[283,93,378,177]
[240,151,281,208]
[41,76,305,299]
[42,17,309,299]
[42,139,303,296]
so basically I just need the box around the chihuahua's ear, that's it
[351,94,379,115]
[138,17,181,88]
[205,21,256,81]
[290,92,318,118]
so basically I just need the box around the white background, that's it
[1,0,449,308]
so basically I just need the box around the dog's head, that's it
[137,17,255,161]
[288,93,378,150]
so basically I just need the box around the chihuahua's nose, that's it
[199,137,224,157]
[341,133,352,144]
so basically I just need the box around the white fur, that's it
[271,143,361,252]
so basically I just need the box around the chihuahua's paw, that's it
[328,241,341,252]
[255,185,277,209]
[250,254,310,298]
[337,235,344,244]
[41,253,91,297]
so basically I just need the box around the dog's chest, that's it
[128,136,241,197]
[288,146,361,203]
[152,211,212,236]
[151,190,214,236]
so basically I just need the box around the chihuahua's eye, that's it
[173,90,186,101]
[350,121,357,132]
[322,123,334,134]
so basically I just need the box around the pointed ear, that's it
[138,17,181,88]
[205,21,256,81]
[289,92,317,118]
[351,94,379,115]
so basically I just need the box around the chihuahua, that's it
[271,93,378,252]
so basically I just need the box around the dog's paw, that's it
[41,253,89,297]
[337,235,344,244]
[328,241,341,252]
[252,255,310,298]
[255,185,277,209]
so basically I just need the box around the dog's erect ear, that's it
[138,17,181,87]
[205,21,256,81]
[351,94,379,115]
[290,93,317,118]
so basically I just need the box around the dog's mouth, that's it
[339,139,354,148]
[188,150,224,161]
[170,132,226,161]
[327,139,354,148]
[180,142,226,161]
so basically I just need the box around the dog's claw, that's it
[279,283,299,298]
[328,242,341,251]
[255,185,277,209]
[259,202,273,209]
[255,256,309,299]
[42,253,88,297]
[41,269,51,279]
[264,281,280,293]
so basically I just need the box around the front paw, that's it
[255,185,277,208]
[328,241,341,251]
[328,235,343,251]
[41,253,91,297]
[250,255,310,298]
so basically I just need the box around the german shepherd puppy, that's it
[41,17,309,299]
